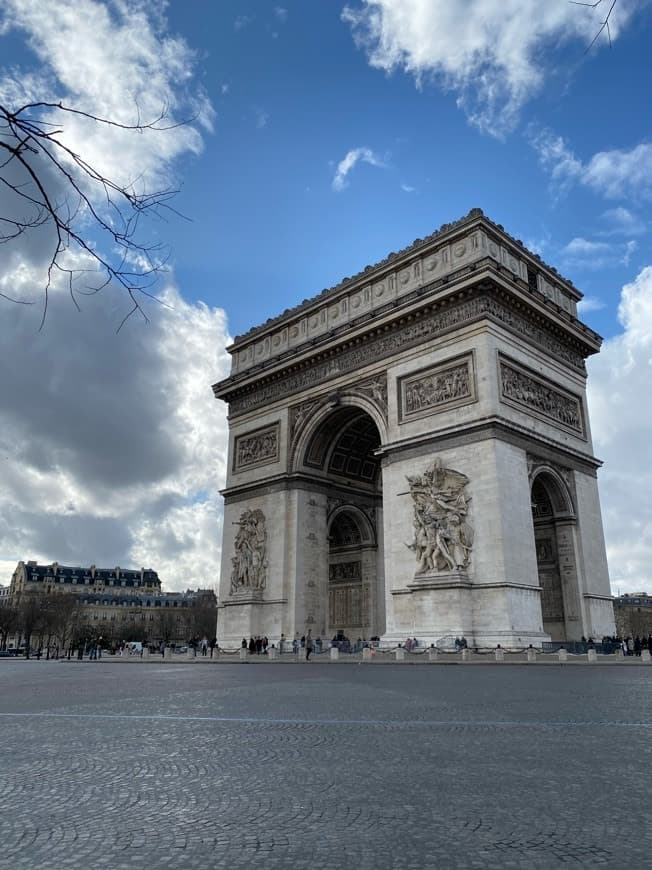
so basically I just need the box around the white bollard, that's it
[268,647,278,660]
[239,648,248,662]
[526,647,537,663]
[329,646,339,661]
[395,647,405,661]
[164,646,172,660]
[187,648,195,662]
[363,647,372,661]
[142,648,150,660]
[587,649,598,663]
[558,648,568,663]
[614,648,624,659]
[428,648,438,662]
[461,648,472,662]
[495,648,504,662]
[641,649,651,663]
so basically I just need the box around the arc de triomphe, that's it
[213,209,615,648]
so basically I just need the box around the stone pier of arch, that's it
[213,209,615,649]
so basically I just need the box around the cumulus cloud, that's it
[0,0,214,193]
[0,272,231,591]
[588,265,652,594]
[531,128,652,201]
[0,0,230,593]
[342,0,639,135]
[332,147,386,191]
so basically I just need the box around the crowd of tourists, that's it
[618,635,652,656]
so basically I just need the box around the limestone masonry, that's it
[213,209,615,648]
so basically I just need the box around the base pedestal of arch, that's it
[406,570,472,591]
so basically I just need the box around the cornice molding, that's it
[216,279,596,417]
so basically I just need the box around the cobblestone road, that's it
[0,661,650,869]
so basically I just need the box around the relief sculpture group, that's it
[230,509,268,594]
[407,459,474,574]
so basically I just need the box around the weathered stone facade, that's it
[213,209,615,647]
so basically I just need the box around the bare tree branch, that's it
[570,0,618,53]
[0,101,189,329]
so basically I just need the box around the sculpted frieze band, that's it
[233,424,280,471]
[329,561,362,583]
[400,354,475,421]
[499,358,584,436]
[228,293,585,416]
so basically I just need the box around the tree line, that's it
[0,590,216,658]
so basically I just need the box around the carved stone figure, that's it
[230,509,268,594]
[235,426,279,469]
[227,294,585,416]
[403,361,471,416]
[355,375,388,420]
[500,361,583,434]
[406,459,473,574]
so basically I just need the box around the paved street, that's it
[0,660,650,869]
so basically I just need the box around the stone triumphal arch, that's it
[214,209,615,647]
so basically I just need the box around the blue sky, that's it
[161,0,652,340]
[1,0,651,596]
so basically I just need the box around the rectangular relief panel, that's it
[498,354,585,438]
[233,422,280,472]
[398,352,477,423]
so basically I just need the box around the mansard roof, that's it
[21,562,160,586]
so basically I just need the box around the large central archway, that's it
[296,402,385,642]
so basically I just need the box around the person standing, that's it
[306,631,314,662]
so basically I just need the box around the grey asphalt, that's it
[0,660,650,869]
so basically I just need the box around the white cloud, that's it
[332,147,386,191]
[598,207,647,237]
[577,296,607,314]
[0,0,229,593]
[561,236,638,270]
[255,107,269,129]
[0,0,214,194]
[588,265,652,594]
[531,128,652,201]
[401,183,415,193]
[274,7,288,22]
[234,15,253,32]
[0,274,231,592]
[342,0,639,135]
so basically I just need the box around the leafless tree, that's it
[155,607,179,645]
[571,0,619,52]
[184,590,218,641]
[0,100,184,329]
[0,602,19,650]
[15,590,47,657]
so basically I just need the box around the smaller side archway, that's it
[530,467,580,641]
